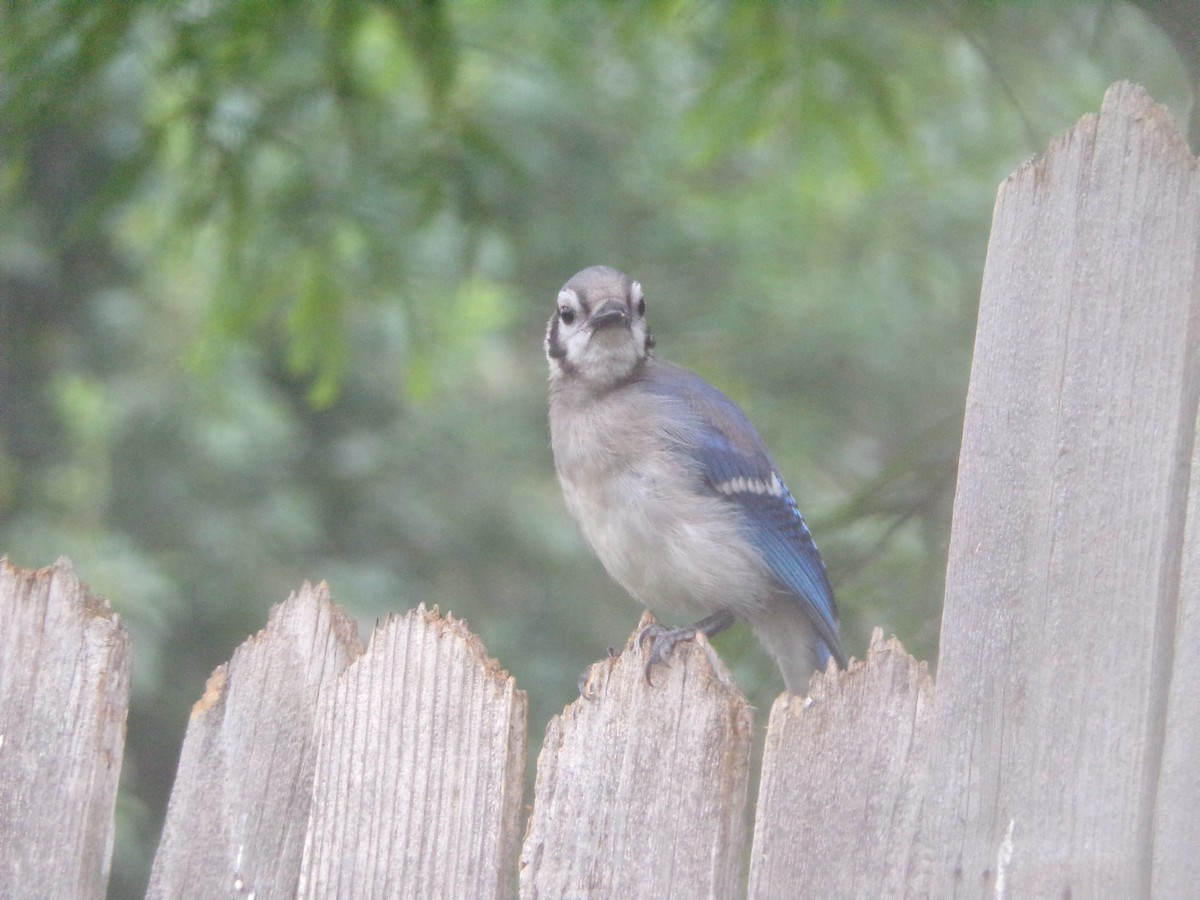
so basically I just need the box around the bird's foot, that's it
[637,623,698,686]
[637,612,736,686]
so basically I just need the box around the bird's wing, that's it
[644,362,846,667]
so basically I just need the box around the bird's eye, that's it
[559,307,576,325]
[636,297,646,317]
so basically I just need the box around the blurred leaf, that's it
[0,4,1190,896]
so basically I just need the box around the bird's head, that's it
[545,265,656,390]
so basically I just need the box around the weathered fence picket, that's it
[920,80,1200,899]
[0,558,131,899]
[147,584,361,898]
[298,604,527,899]
[521,612,752,899]
[747,632,933,898]
[0,82,1196,899]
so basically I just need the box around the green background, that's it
[1,3,1193,896]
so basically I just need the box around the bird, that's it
[545,264,847,694]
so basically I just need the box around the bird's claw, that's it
[637,623,698,686]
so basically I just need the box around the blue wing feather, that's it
[643,361,846,668]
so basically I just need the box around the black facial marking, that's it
[547,316,567,359]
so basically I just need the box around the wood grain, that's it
[520,612,752,900]
[0,558,131,899]
[920,82,1200,898]
[748,631,933,898]
[1154,405,1200,896]
[298,604,527,899]
[147,582,361,898]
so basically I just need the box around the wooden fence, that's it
[2,82,1198,898]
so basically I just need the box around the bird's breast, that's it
[551,400,771,617]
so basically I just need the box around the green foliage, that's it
[0,2,1191,896]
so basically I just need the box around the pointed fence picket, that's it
[0,82,1196,899]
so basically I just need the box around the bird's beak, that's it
[588,301,630,331]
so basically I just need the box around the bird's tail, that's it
[748,602,843,694]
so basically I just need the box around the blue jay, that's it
[546,265,847,693]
